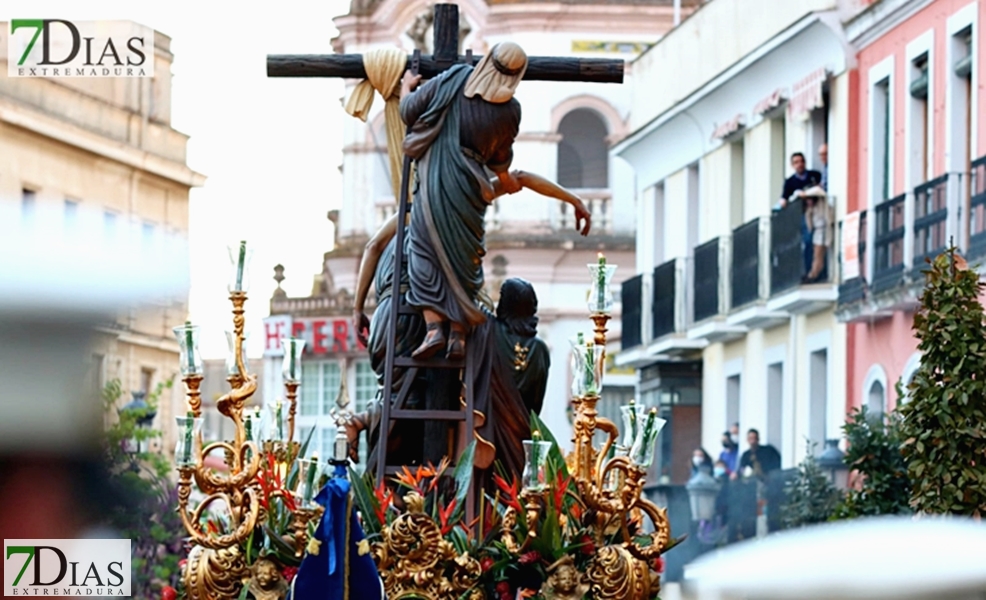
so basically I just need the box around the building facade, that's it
[262,0,703,468]
[614,0,872,482]
[837,0,985,413]
[0,25,205,454]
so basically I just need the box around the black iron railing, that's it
[913,175,949,267]
[969,156,986,260]
[731,219,760,309]
[837,210,868,306]
[621,274,643,351]
[694,238,720,322]
[652,260,677,339]
[872,194,905,292]
[770,198,805,295]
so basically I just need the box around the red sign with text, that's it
[263,315,363,356]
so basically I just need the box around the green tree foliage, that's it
[102,378,186,597]
[900,248,986,517]
[781,441,842,529]
[832,405,911,519]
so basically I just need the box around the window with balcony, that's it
[621,274,643,349]
[837,210,867,306]
[299,360,343,460]
[693,237,720,322]
[873,77,892,205]
[652,261,676,339]
[731,219,760,309]
[770,198,807,295]
[873,193,905,291]
[913,175,948,267]
[970,156,986,258]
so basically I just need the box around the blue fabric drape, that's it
[292,464,382,600]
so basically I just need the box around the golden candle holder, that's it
[172,246,325,600]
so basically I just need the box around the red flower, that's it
[372,480,394,526]
[178,558,187,571]
[552,471,572,512]
[493,473,522,512]
[653,556,665,574]
[161,586,177,600]
[282,566,299,583]
[518,551,541,565]
[495,581,511,595]
[579,534,595,555]
[438,498,458,535]
[480,556,494,571]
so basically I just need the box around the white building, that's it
[614,0,868,483]
[261,0,700,467]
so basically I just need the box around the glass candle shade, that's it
[268,400,287,442]
[522,439,553,492]
[281,337,306,384]
[294,456,322,509]
[225,330,250,377]
[587,261,618,314]
[173,322,203,376]
[620,401,647,451]
[227,241,254,293]
[570,340,606,398]
[175,413,202,467]
[629,409,667,468]
[244,408,264,445]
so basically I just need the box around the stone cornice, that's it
[0,98,206,188]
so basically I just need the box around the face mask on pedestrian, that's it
[692,456,704,467]
[714,467,726,478]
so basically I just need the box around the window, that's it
[766,363,783,448]
[21,189,36,226]
[873,77,892,202]
[64,200,79,232]
[809,349,828,451]
[557,109,609,189]
[91,354,105,398]
[867,380,886,417]
[104,211,118,240]
[730,140,745,229]
[910,53,931,183]
[687,163,700,253]
[726,374,741,430]
[297,360,344,464]
[142,222,156,253]
[353,360,377,467]
[653,183,666,267]
[140,368,154,394]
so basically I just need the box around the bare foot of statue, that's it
[413,321,446,360]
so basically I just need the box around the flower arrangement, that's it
[349,413,681,600]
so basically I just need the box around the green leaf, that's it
[349,467,382,535]
[450,439,477,523]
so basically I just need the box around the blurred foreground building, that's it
[0,23,205,454]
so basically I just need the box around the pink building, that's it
[837,0,986,414]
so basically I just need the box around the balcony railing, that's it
[652,259,677,339]
[912,175,948,268]
[622,274,643,351]
[969,156,986,260]
[693,237,721,322]
[558,190,613,234]
[837,210,867,306]
[731,219,760,309]
[872,193,905,293]
[770,198,807,295]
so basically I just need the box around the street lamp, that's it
[817,439,849,489]
[686,467,721,522]
[119,390,156,456]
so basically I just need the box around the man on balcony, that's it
[778,152,823,205]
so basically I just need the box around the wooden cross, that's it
[267,4,624,84]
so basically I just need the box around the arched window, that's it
[898,352,922,406]
[862,364,888,418]
[557,109,609,189]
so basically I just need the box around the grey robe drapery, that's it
[400,63,521,327]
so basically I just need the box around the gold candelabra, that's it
[172,243,325,600]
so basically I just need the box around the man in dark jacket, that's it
[737,428,782,479]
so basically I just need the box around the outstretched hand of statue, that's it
[571,197,592,236]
